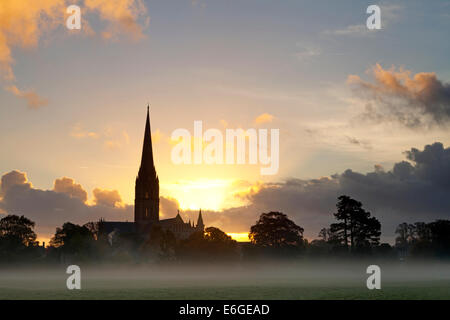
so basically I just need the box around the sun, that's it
[161,179,243,211]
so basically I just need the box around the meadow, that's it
[1,261,449,300]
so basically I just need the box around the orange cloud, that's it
[6,85,48,109]
[92,188,123,208]
[85,0,149,41]
[254,113,274,124]
[53,177,88,203]
[70,124,100,139]
[0,0,148,107]
[0,0,65,80]
[348,64,450,127]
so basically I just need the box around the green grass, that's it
[1,281,450,300]
[1,263,450,300]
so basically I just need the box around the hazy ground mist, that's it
[1,261,450,299]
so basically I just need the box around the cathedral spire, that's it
[196,209,204,229]
[135,106,160,226]
[138,105,156,178]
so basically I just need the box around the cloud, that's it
[0,0,149,107]
[71,124,131,150]
[0,0,65,81]
[345,136,372,150]
[6,85,49,109]
[159,196,180,218]
[348,64,450,128]
[323,24,369,37]
[92,188,123,207]
[53,177,88,203]
[323,4,401,36]
[254,113,274,125]
[0,171,132,237]
[85,0,149,41]
[0,170,32,196]
[294,44,321,61]
[70,123,100,139]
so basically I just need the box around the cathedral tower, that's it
[135,106,159,229]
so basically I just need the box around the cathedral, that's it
[99,107,204,241]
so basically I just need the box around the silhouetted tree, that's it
[318,228,331,242]
[50,222,95,259]
[330,196,381,252]
[428,220,450,257]
[84,221,100,240]
[204,227,232,242]
[249,212,304,248]
[394,220,450,259]
[0,215,37,247]
[395,222,412,247]
[177,227,238,262]
[141,225,177,262]
[0,215,39,261]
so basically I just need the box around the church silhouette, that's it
[99,107,204,240]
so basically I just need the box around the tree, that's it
[50,222,95,256]
[318,228,331,242]
[176,227,238,262]
[0,215,37,247]
[249,212,304,248]
[428,220,450,257]
[395,220,450,258]
[141,225,177,262]
[204,227,233,242]
[395,222,412,247]
[329,195,381,252]
[412,222,431,243]
[83,221,99,240]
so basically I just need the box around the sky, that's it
[0,0,449,244]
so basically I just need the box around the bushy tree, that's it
[249,212,304,248]
[0,214,40,262]
[0,215,37,247]
[49,222,95,259]
[176,227,238,262]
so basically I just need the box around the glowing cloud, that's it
[348,64,450,128]
[93,187,123,208]
[254,113,274,124]
[0,170,32,195]
[0,0,65,80]
[6,85,48,109]
[0,0,149,107]
[53,177,88,203]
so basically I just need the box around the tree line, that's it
[1,194,450,264]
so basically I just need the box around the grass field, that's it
[1,262,449,300]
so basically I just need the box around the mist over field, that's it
[1,261,450,299]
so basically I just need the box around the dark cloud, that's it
[0,170,31,196]
[345,136,372,149]
[348,64,450,128]
[0,172,132,237]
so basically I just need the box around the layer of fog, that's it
[1,261,450,291]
